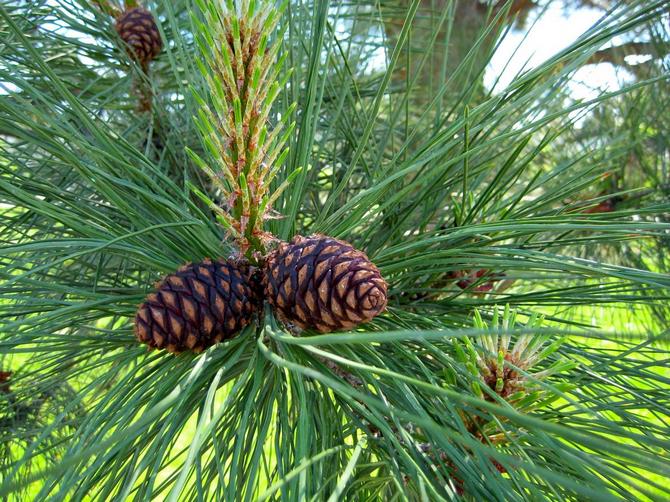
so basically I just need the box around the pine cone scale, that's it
[160,290,178,312]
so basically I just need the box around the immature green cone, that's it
[264,235,387,333]
[115,7,162,69]
[134,259,257,353]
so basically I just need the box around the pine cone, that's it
[263,235,387,333]
[115,7,162,69]
[134,259,257,353]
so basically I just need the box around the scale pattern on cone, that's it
[135,259,256,353]
[115,7,162,68]
[264,235,387,333]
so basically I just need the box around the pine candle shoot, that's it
[189,0,296,261]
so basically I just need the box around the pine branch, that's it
[585,41,665,67]
[1,0,669,499]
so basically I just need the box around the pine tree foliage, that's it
[1,0,669,500]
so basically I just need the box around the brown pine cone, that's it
[115,7,162,69]
[263,235,387,333]
[134,259,257,353]
[0,371,11,394]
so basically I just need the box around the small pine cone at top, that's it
[115,7,162,68]
[135,259,257,353]
[264,235,388,333]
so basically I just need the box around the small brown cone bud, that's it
[0,371,11,394]
[134,259,257,353]
[263,235,387,333]
[115,7,162,69]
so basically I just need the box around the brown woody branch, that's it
[585,42,662,67]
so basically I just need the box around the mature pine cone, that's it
[115,7,162,68]
[264,235,387,333]
[134,259,257,353]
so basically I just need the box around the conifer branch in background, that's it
[93,0,162,111]
[190,0,296,261]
